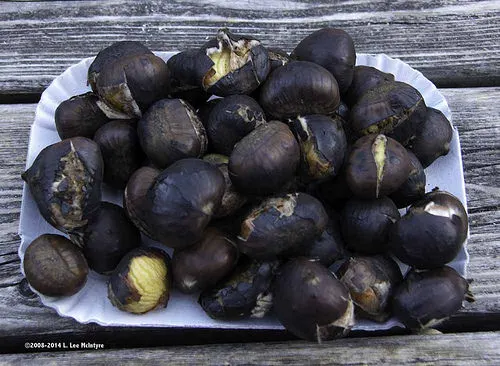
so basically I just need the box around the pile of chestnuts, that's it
[22,27,473,342]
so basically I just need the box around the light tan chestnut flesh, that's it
[108,247,171,314]
[23,234,88,297]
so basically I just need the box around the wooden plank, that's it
[0,0,499,98]
[0,87,498,348]
[1,332,499,365]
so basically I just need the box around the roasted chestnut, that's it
[228,121,300,196]
[93,120,145,189]
[95,52,170,119]
[389,190,468,269]
[22,137,103,235]
[291,27,356,94]
[290,114,347,182]
[389,150,426,208]
[137,98,207,169]
[88,41,152,94]
[407,107,453,168]
[172,227,239,293]
[338,255,403,322]
[201,28,270,96]
[205,95,266,155]
[267,47,291,72]
[55,92,109,140]
[350,81,427,146]
[199,258,279,320]
[344,66,395,107]
[259,61,340,120]
[309,168,353,210]
[340,197,400,254]
[392,266,474,329]
[80,202,141,275]
[108,247,171,314]
[345,134,411,199]
[124,158,225,249]
[202,154,248,217]
[23,234,88,297]
[238,193,328,260]
[272,258,355,342]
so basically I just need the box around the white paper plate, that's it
[18,52,468,331]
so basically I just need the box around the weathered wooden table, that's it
[0,1,499,364]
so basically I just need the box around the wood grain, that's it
[0,0,499,100]
[0,87,498,349]
[2,332,499,365]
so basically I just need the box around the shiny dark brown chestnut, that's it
[95,52,170,119]
[108,247,171,314]
[392,266,474,329]
[228,121,300,196]
[341,196,400,254]
[124,158,225,249]
[23,234,88,297]
[260,61,340,120]
[202,154,248,218]
[389,150,426,208]
[290,114,347,182]
[389,190,468,269]
[93,120,145,189]
[407,107,453,168]
[199,258,279,320]
[88,41,152,94]
[172,227,239,293]
[238,193,328,260]
[338,255,403,322]
[55,92,109,140]
[22,137,103,235]
[201,28,270,96]
[345,134,411,199]
[350,81,427,146]
[137,98,207,169]
[272,258,354,342]
[291,27,356,94]
[80,202,141,275]
[344,66,395,107]
[205,95,266,155]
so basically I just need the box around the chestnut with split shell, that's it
[344,65,395,107]
[345,134,411,199]
[272,257,355,342]
[108,247,171,314]
[389,150,426,208]
[238,192,328,260]
[23,234,89,297]
[22,137,103,235]
[389,190,468,269]
[392,266,474,329]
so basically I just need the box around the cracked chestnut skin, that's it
[21,137,103,235]
[23,234,88,297]
[389,150,426,208]
[272,257,355,342]
[55,92,109,140]
[172,226,239,294]
[94,120,145,189]
[350,81,427,146]
[338,255,403,322]
[199,257,279,320]
[344,66,395,107]
[291,27,356,94]
[341,196,400,254]
[137,98,207,169]
[389,190,468,269]
[392,266,474,329]
[228,121,300,196]
[238,193,329,260]
[345,134,411,199]
[124,158,225,249]
[259,61,340,120]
